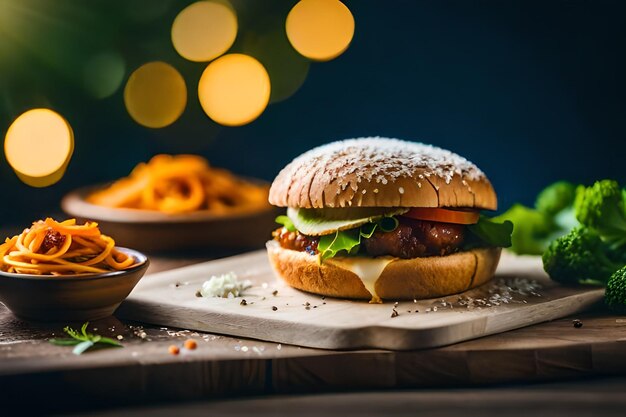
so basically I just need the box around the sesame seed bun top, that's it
[269,137,497,210]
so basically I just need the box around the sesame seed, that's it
[398,187,405,194]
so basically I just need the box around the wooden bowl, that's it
[61,185,281,253]
[0,248,149,321]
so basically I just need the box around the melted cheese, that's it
[328,257,396,303]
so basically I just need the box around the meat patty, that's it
[273,228,319,255]
[362,218,464,258]
[274,217,465,259]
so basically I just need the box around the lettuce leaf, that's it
[317,217,399,260]
[466,216,513,249]
[275,215,296,232]
[318,229,361,260]
[493,181,578,255]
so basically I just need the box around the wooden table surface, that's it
[2,251,626,413]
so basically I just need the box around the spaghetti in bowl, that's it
[0,219,149,321]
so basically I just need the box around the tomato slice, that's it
[402,208,480,225]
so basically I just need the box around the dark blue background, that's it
[1,0,625,225]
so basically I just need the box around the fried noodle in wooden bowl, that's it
[62,155,279,252]
[87,154,269,215]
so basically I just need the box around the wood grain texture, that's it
[116,251,604,350]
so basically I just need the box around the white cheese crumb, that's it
[199,272,252,298]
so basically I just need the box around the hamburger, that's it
[266,137,512,303]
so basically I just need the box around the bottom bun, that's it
[266,241,502,301]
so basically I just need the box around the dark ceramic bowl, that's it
[61,185,282,252]
[0,248,149,321]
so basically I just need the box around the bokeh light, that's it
[4,108,74,188]
[124,61,187,128]
[198,53,270,126]
[83,51,126,99]
[171,0,238,62]
[286,0,355,61]
[242,26,310,103]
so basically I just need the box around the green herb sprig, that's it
[49,322,122,355]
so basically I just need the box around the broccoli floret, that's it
[542,227,623,286]
[606,265,626,312]
[494,204,553,255]
[575,180,626,248]
[535,181,577,216]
